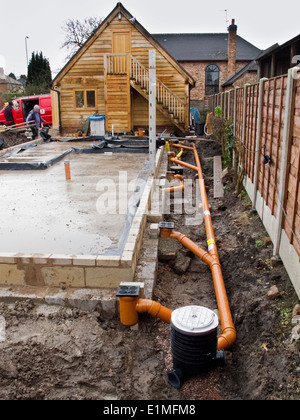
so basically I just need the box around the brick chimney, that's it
[228,19,237,77]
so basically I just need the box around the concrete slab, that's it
[0,140,165,292]
[0,142,148,256]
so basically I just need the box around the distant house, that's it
[0,68,24,94]
[154,20,261,109]
[52,2,195,135]
[222,60,258,90]
[255,34,300,79]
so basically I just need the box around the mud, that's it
[0,131,31,149]
[0,139,299,400]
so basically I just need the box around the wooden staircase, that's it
[105,54,187,132]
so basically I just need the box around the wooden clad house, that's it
[51,3,195,135]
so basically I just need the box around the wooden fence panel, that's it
[256,77,287,218]
[244,84,259,183]
[235,88,244,142]
[208,73,299,260]
[284,75,300,256]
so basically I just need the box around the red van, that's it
[0,94,52,126]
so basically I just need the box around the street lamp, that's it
[25,36,29,71]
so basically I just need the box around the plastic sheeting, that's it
[0,138,163,171]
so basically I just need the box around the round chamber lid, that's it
[171,306,219,334]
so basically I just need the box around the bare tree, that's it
[61,17,103,60]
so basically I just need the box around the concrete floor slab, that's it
[0,141,148,256]
[0,140,165,291]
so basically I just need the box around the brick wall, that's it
[223,71,258,91]
[0,83,9,93]
[228,20,237,76]
[181,61,249,101]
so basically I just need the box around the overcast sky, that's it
[1,0,299,78]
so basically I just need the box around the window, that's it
[205,65,220,96]
[74,89,97,109]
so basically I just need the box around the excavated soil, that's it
[0,131,31,149]
[0,139,299,401]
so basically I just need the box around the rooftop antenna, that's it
[224,9,229,29]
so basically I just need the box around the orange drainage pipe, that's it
[160,227,236,351]
[168,153,199,172]
[118,297,172,327]
[165,174,185,193]
[164,142,237,351]
[170,142,194,151]
[64,160,71,181]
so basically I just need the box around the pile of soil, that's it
[0,131,30,150]
[0,139,299,400]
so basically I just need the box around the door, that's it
[112,32,131,73]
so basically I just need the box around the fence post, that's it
[242,83,250,145]
[227,90,231,119]
[251,78,268,208]
[273,68,297,257]
[233,87,238,136]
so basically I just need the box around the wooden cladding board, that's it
[56,14,190,134]
[132,90,172,127]
[106,74,130,132]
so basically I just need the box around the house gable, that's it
[53,3,194,87]
[52,3,194,134]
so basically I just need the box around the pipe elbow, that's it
[136,299,172,324]
[218,327,237,351]
[170,231,187,242]
[165,175,185,194]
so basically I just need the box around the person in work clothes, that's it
[26,105,46,139]
[4,102,15,126]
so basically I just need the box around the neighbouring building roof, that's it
[255,43,280,61]
[255,33,300,61]
[152,33,261,62]
[0,68,23,86]
[222,60,258,87]
[0,76,23,86]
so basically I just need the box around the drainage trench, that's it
[117,140,236,388]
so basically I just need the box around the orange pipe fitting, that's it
[118,296,140,326]
[136,299,172,324]
[119,297,172,327]
[165,174,185,193]
[64,160,71,181]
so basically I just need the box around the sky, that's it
[1,0,300,78]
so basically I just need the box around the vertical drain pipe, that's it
[64,160,71,181]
